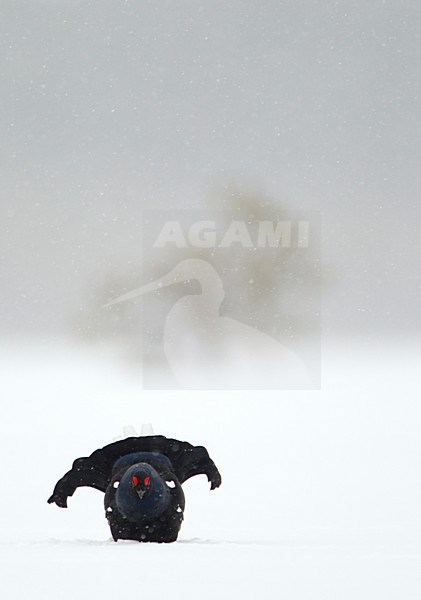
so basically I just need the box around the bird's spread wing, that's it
[47,435,221,508]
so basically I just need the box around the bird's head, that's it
[115,463,171,522]
[103,258,224,308]
[130,467,152,500]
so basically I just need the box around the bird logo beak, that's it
[102,269,181,308]
[136,489,146,500]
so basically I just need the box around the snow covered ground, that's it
[1,337,420,599]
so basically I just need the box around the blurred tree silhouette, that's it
[70,184,323,367]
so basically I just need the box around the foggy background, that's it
[1,0,420,342]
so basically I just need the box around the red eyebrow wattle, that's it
[132,475,139,486]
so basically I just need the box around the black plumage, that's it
[48,435,221,543]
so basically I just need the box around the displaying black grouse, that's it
[48,435,221,543]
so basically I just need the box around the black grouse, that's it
[48,435,221,543]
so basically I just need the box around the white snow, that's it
[1,338,420,599]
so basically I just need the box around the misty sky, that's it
[1,1,420,336]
